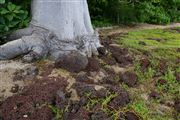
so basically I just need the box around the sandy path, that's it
[0,60,31,100]
[99,23,180,36]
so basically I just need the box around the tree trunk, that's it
[0,0,102,62]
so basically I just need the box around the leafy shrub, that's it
[0,1,29,34]
[88,0,180,25]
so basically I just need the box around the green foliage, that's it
[0,1,29,34]
[88,0,180,26]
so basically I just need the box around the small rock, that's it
[138,41,146,46]
[97,47,108,56]
[149,91,161,99]
[55,51,88,72]
[120,72,138,87]
[23,115,28,118]
[10,84,19,93]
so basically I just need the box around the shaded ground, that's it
[0,24,180,120]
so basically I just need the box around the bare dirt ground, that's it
[0,23,179,120]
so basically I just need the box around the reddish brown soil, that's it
[55,52,88,73]
[125,111,140,120]
[110,46,133,67]
[86,58,100,72]
[101,56,117,65]
[120,72,138,87]
[0,77,68,120]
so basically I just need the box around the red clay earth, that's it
[0,77,68,120]
[101,56,117,65]
[109,46,133,67]
[125,111,140,120]
[55,51,88,73]
[86,58,100,72]
[120,71,138,87]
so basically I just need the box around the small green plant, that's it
[84,92,100,110]
[127,100,149,119]
[102,92,118,107]
[48,105,64,120]
[157,67,179,95]
[135,62,155,82]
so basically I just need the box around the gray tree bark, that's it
[0,0,102,62]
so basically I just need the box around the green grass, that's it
[118,28,180,61]
[119,28,180,50]
[116,27,180,120]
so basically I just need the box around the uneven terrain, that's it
[0,24,180,120]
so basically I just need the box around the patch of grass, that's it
[119,28,180,50]
[48,105,64,120]
[102,92,118,107]
[126,100,149,119]
[116,27,180,120]
[118,28,180,61]
[157,67,180,96]
[134,62,155,82]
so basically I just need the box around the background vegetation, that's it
[0,0,179,34]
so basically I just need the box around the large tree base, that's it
[0,25,102,62]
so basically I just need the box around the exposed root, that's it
[0,25,102,62]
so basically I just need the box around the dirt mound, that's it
[86,58,100,72]
[125,111,140,120]
[0,77,68,120]
[55,52,88,73]
[120,72,138,87]
[110,46,133,67]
